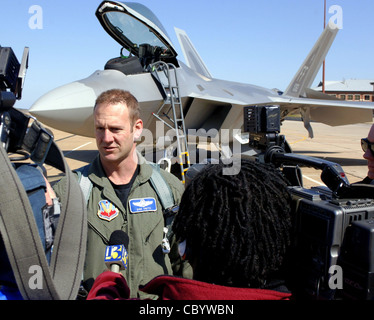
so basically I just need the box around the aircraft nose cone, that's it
[29,81,97,137]
[30,81,96,115]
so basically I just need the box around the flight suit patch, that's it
[129,197,157,213]
[97,200,119,221]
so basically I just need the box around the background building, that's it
[313,79,374,102]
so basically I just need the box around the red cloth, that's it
[87,271,291,300]
[87,271,131,300]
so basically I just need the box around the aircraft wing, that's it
[276,97,374,138]
[274,95,374,122]
[182,82,374,123]
[170,69,374,139]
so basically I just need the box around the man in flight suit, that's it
[54,89,190,298]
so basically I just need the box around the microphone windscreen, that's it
[109,230,129,248]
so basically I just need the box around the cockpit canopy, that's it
[96,1,178,67]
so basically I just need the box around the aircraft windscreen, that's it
[123,2,170,38]
[104,11,168,51]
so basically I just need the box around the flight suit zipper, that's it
[87,220,109,245]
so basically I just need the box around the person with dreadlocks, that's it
[87,159,295,300]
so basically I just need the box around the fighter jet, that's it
[29,1,374,161]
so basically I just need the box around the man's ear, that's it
[133,119,143,141]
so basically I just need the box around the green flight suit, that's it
[53,153,190,298]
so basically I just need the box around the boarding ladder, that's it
[150,61,190,183]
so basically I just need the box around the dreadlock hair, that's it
[172,159,293,288]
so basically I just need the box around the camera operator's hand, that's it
[42,175,56,206]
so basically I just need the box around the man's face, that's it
[363,125,374,179]
[94,102,143,166]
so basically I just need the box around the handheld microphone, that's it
[104,230,129,273]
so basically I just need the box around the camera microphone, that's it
[104,230,129,273]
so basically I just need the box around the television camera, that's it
[0,46,87,301]
[243,105,374,300]
[0,45,54,165]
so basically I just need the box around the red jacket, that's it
[87,271,292,300]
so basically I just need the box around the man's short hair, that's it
[172,159,293,288]
[94,89,141,126]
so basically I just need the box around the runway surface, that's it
[42,119,372,189]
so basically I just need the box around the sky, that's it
[1,0,373,109]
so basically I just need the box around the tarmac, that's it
[42,118,373,189]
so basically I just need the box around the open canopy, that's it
[96,1,178,61]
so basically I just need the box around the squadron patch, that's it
[129,197,157,213]
[97,200,119,221]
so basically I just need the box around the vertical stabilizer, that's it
[175,27,212,78]
[283,24,339,97]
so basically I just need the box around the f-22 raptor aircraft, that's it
[29,1,374,166]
